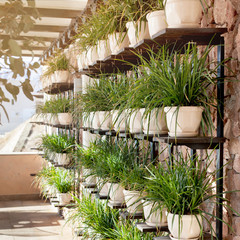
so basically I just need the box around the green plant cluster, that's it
[75,0,164,52]
[43,53,70,77]
[37,95,73,115]
[68,194,155,240]
[41,134,75,155]
[77,43,220,135]
[34,166,73,194]
[75,138,149,190]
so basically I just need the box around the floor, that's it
[0,200,75,240]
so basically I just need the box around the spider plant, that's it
[51,168,74,193]
[38,95,73,115]
[41,134,75,154]
[129,43,221,135]
[68,194,119,239]
[145,153,238,238]
[54,53,69,71]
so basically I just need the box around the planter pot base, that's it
[168,131,198,137]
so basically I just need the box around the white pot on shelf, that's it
[98,111,112,130]
[126,21,150,47]
[123,190,143,214]
[140,108,168,135]
[96,177,109,196]
[58,153,71,165]
[77,53,85,70]
[57,113,73,125]
[142,201,167,227]
[165,0,202,28]
[57,193,72,205]
[109,32,129,55]
[167,213,202,239]
[164,106,203,137]
[146,10,167,38]
[112,110,128,132]
[54,70,70,83]
[83,168,96,185]
[54,153,61,163]
[98,40,111,60]
[89,111,100,129]
[107,183,125,204]
[87,46,99,65]
[129,109,143,133]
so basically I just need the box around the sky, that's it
[0,57,42,135]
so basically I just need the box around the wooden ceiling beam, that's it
[0,34,57,42]
[25,7,82,19]
[31,25,67,32]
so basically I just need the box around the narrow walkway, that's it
[0,200,74,240]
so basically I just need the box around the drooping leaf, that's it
[8,39,22,56]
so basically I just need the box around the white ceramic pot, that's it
[87,46,99,65]
[98,111,112,130]
[98,40,111,60]
[57,113,73,125]
[129,109,143,133]
[112,110,128,132]
[47,114,59,125]
[77,53,84,70]
[89,111,100,129]
[109,32,129,54]
[146,10,167,38]
[58,153,71,165]
[165,0,202,28]
[123,190,143,214]
[107,183,125,204]
[54,153,61,163]
[57,193,72,205]
[164,106,203,137]
[126,21,150,47]
[142,201,167,227]
[97,177,109,196]
[54,70,70,83]
[140,108,168,135]
[167,213,202,239]
[83,168,96,185]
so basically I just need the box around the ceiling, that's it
[0,0,89,57]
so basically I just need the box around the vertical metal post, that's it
[216,38,224,240]
[168,144,174,166]
[150,142,158,164]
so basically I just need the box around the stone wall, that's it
[201,1,240,239]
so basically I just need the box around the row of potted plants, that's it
[75,0,203,70]
[78,43,218,137]
[74,138,231,239]
[37,95,74,125]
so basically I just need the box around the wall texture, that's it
[0,153,44,200]
[201,1,240,239]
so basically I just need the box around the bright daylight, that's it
[0,0,239,239]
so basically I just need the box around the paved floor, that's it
[0,200,75,240]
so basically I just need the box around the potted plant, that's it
[146,0,167,38]
[51,168,74,205]
[134,43,218,137]
[165,0,203,28]
[145,153,232,239]
[120,164,148,214]
[80,78,113,130]
[53,53,70,83]
[120,0,152,46]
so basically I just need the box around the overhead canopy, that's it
[0,0,89,57]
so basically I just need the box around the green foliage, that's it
[69,194,119,239]
[0,0,41,118]
[38,95,73,115]
[50,168,73,193]
[41,134,75,154]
